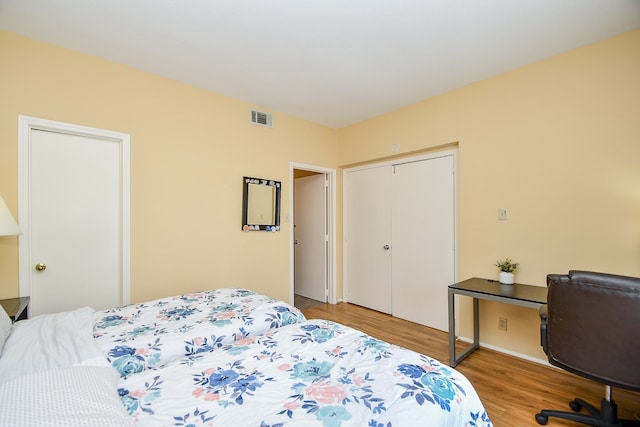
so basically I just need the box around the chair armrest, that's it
[539,305,548,354]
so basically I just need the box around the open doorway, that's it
[289,163,336,310]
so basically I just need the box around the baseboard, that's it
[457,336,552,367]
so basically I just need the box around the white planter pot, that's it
[499,271,515,285]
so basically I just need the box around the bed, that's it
[92,288,305,376]
[119,319,493,426]
[0,289,493,427]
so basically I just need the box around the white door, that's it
[345,166,392,313]
[391,156,455,331]
[294,174,327,302]
[19,117,130,316]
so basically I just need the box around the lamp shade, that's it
[0,195,20,236]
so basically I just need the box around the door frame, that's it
[343,149,459,311]
[17,115,131,305]
[289,162,337,305]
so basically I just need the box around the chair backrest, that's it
[546,270,640,391]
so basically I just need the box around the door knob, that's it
[383,245,390,250]
[35,263,47,271]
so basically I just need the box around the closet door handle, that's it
[383,245,390,250]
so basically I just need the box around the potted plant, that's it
[496,258,518,285]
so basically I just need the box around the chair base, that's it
[535,397,640,426]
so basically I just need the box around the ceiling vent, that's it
[250,109,273,128]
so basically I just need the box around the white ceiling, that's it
[1,1,638,129]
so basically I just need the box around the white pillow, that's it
[0,306,109,383]
[0,365,134,427]
[0,305,11,353]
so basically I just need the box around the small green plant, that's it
[495,258,519,273]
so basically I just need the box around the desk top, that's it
[449,277,547,305]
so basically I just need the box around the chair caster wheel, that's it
[569,399,582,412]
[535,413,548,425]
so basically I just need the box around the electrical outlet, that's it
[498,209,508,221]
[498,317,508,331]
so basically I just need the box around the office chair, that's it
[536,270,640,426]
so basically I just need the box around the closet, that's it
[344,151,456,332]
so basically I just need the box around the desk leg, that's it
[472,297,479,347]
[448,289,456,366]
[449,293,481,367]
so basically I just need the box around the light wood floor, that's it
[302,302,640,427]
[294,294,324,310]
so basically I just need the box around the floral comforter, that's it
[93,289,305,377]
[119,319,493,427]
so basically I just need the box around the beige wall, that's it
[0,30,338,304]
[1,29,638,361]
[338,29,640,359]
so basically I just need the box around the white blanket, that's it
[0,306,108,383]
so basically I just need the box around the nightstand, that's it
[0,296,30,322]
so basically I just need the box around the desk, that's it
[0,296,30,322]
[448,277,547,367]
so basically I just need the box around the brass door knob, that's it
[35,263,47,271]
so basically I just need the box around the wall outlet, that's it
[498,317,508,331]
[498,209,508,220]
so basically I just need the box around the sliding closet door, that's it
[391,155,455,331]
[345,166,392,313]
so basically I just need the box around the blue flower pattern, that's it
[396,360,469,412]
[190,360,273,406]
